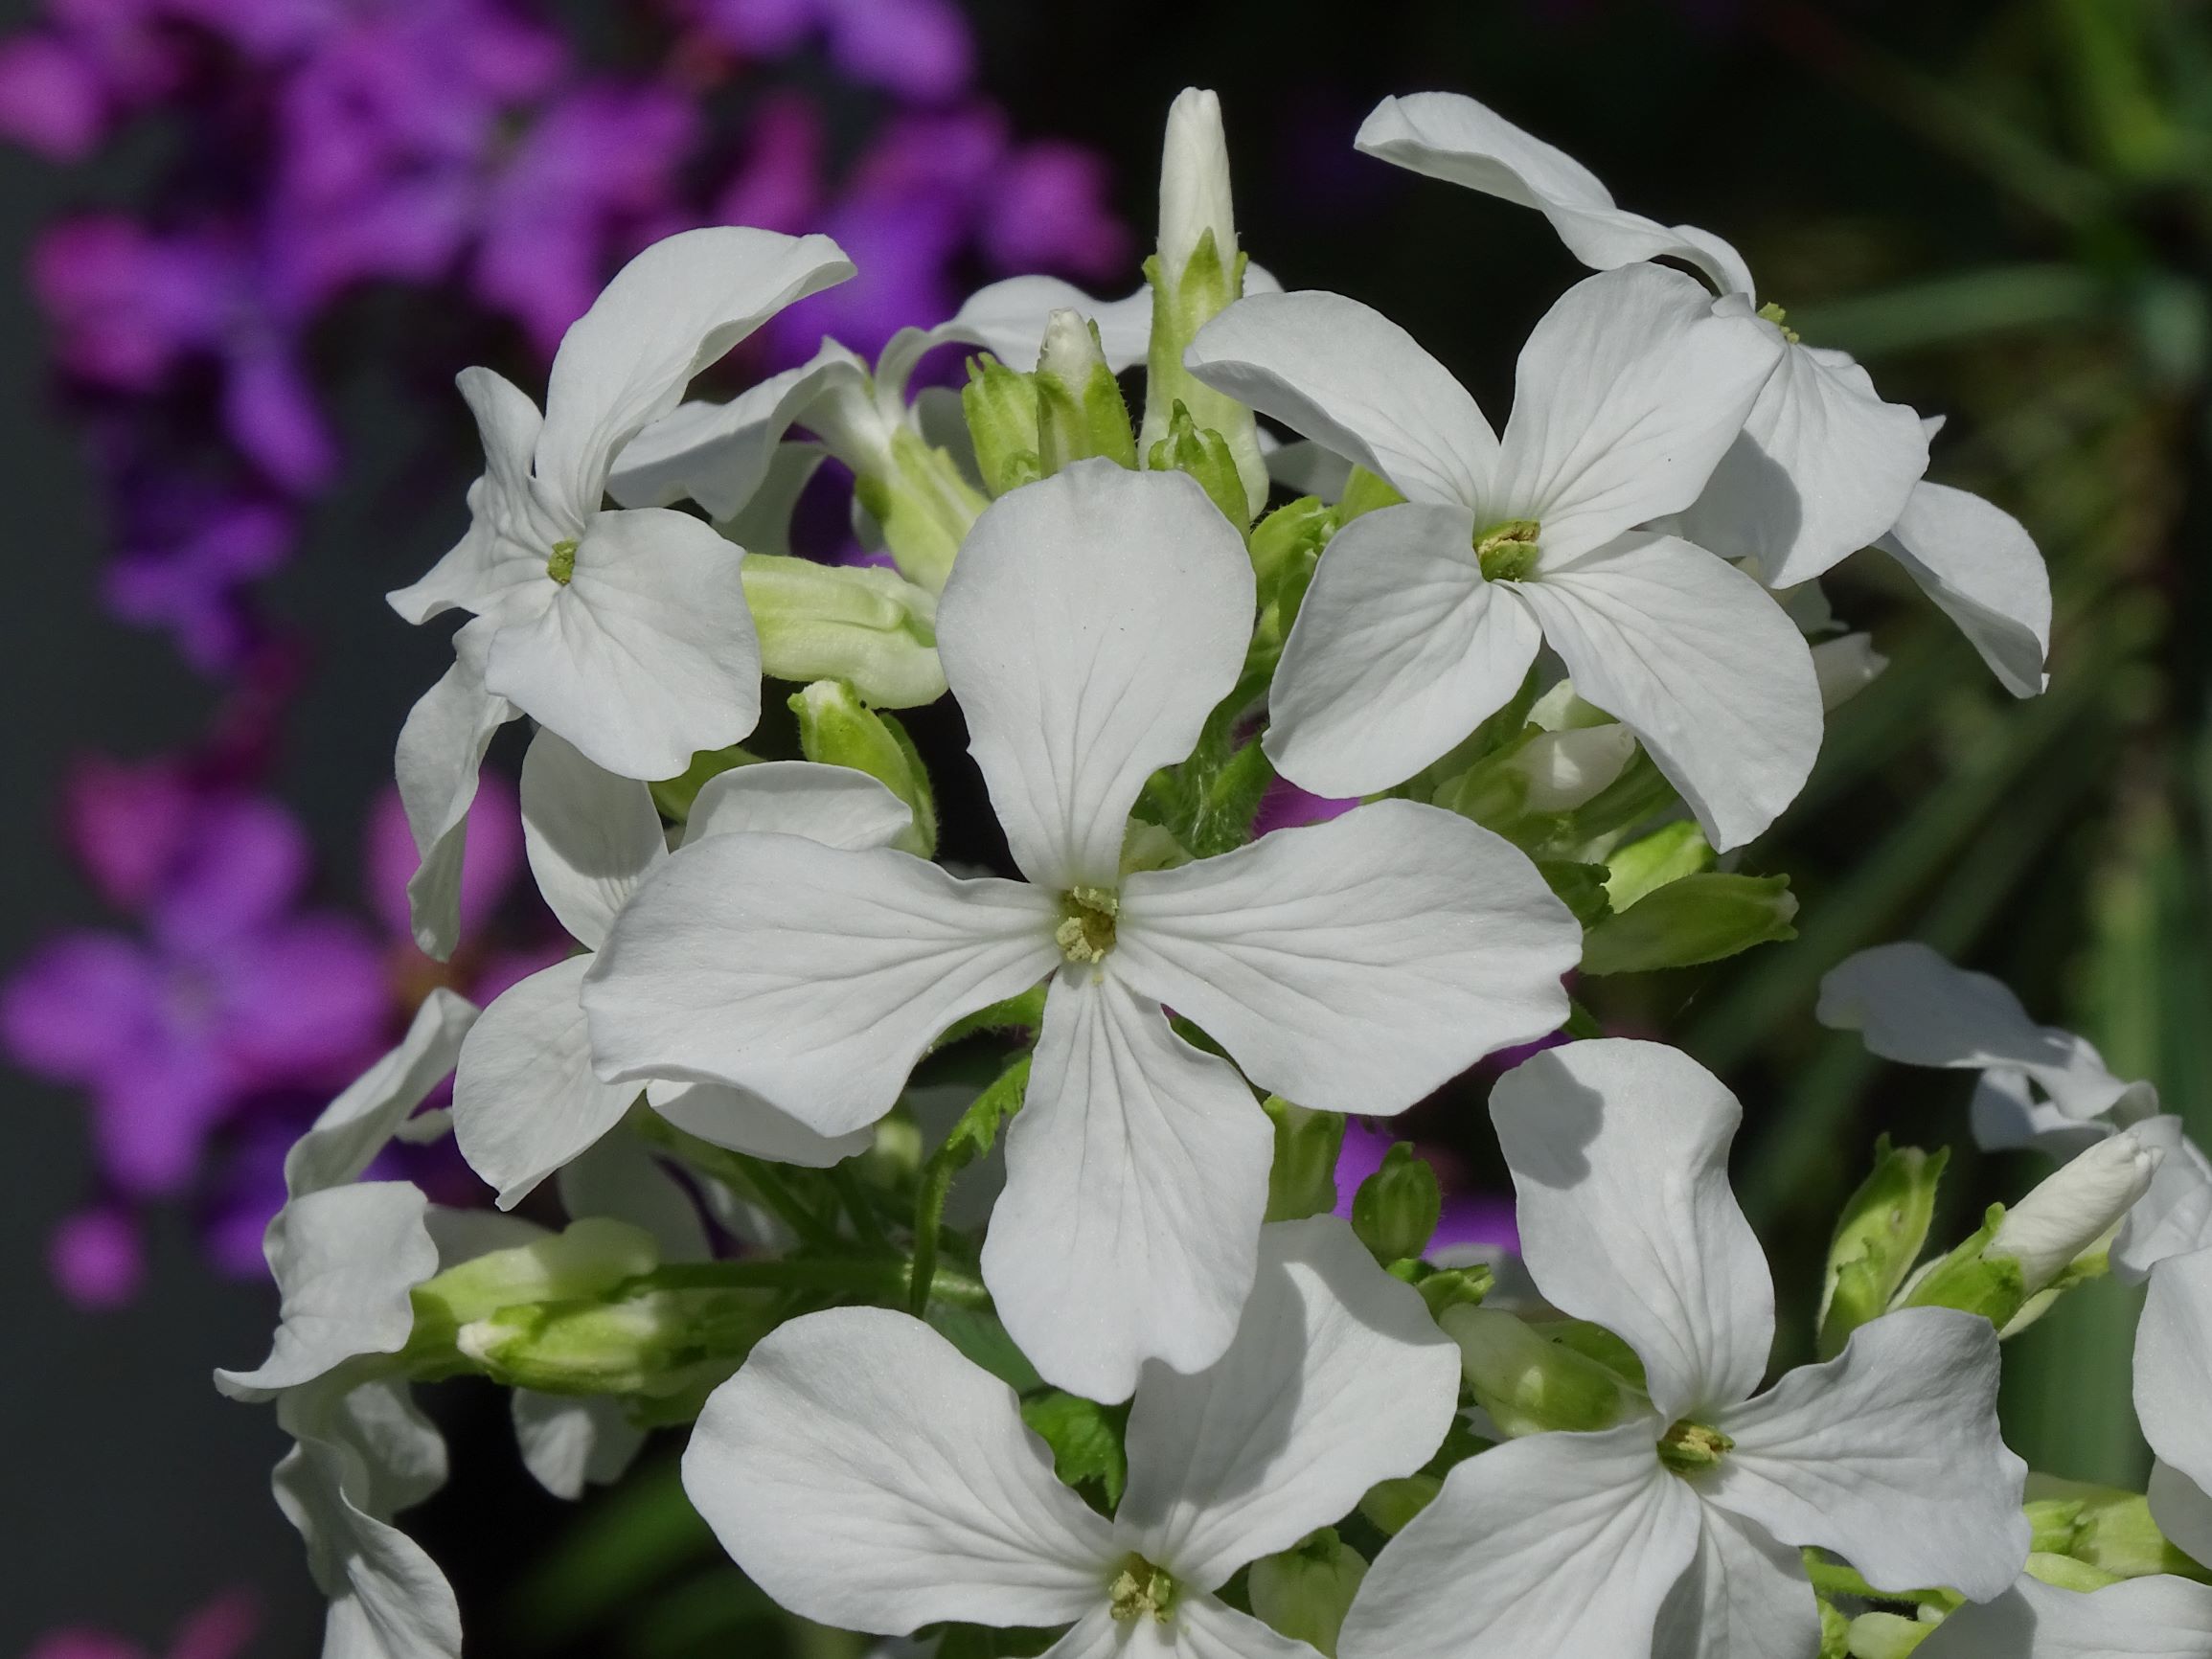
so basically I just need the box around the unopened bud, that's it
[789,681,935,855]
[1351,1143,1441,1264]
[1157,87,1236,282]
[1148,400,1249,529]
[742,555,944,709]
[458,1284,773,1398]
[1263,1097,1344,1222]
[1358,1475,1440,1536]
[852,425,987,593]
[1036,310,1137,473]
[1579,872,1797,976]
[1445,1306,1630,1437]
[413,1217,659,1332]
[961,353,1042,497]
[2025,1478,2212,1581]
[1989,1127,2163,1291]
[1506,723,1639,814]
[1603,821,1713,914]
[1817,1137,1949,1359]
[1248,1529,1366,1657]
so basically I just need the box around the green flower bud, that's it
[742,554,944,709]
[961,353,1042,497]
[1248,1529,1367,1657]
[1900,1205,2032,1329]
[1147,400,1249,530]
[1845,1609,1937,1657]
[1035,309,1137,473]
[1603,821,1714,915]
[1817,1137,1950,1360]
[456,1284,775,1398]
[1351,1142,1441,1265]
[1578,872,1798,976]
[1263,1096,1344,1222]
[1413,1263,1494,1318]
[2026,1477,2212,1581]
[1358,1474,1441,1536]
[852,425,988,593]
[2023,1551,2125,1592]
[413,1217,660,1334]
[1445,1306,1630,1437]
[789,681,935,855]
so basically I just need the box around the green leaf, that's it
[1019,1390,1130,1510]
[1536,859,1612,928]
[1578,873,1797,975]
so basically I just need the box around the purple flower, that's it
[0,33,110,159]
[1254,775,1359,836]
[25,1587,260,1659]
[48,1203,147,1308]
[979,140,1130,282]
[103,494,292,673]
[690,0,973,102]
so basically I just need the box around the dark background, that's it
[7,1,2203,1651]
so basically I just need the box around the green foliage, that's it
[1019,1391,1130,1511]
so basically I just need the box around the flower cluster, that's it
[213,84,2212,1659]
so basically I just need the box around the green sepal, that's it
[1845,1609,1938,1658]
[650,744,759,823]
[1247,495,1334,664]
[1141,236,1265,517]
[789,680,937,856]
[1444,1307,1631,1437]
[1537,859,1613,928]
[1357,1475,1441,1536]
[2024,1476,2212,1581]
[1411,1262,1494,1318]
[1817,1137,1950,1359]
[742,553,944,708]
[453,1284,777,1398]
[1147,398,1251,529]
[855,424,988,591]
[1902,1204,2032,1329]
[411,1217,661,1337]
[1248,1529,1367,1657]
[2024,1550,2125,1592]
[1334,466,1407,523]
[1603,820,1714,914]
[1351,1143,1442,1265]
[1019,1391,1130,1511]
[1263,1096,1345,1221]
[1578,872,1798,975]
[1035,315,1137,473]
[962,353,1042,496]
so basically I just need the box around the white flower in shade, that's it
[451,728,904,1206]
[389,226,853,958]
[1341,1039,2029,1659]
[2133,1246,2212,1571]
[681,1217,1460,1655]
[582,460,1579,1400]
[1354,90,1930,588]
[1820,942,2212,1279]
[1184,263,1822,851]
[1914,1572,2212,1658]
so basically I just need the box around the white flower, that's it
[1914,1572,2212,1658]
[1341,1039,2029,1659]
[1184,263,1820,849]
[389,227,852,958]
[1820,943,2212,1279]
[1355,90,1929,588]
[451,728,904,1205]
[582,460,1579,1399]
[1988,1125,2165,1290]
[2134,1246,2212,1570]
[680,1217,1460,1654]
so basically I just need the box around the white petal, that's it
[273,1382,460,1659]
[1651,1505,1822,1659]
[1676,344,1928,587]
[647,1078,873,1168]
[1338,1422,1701,1659]
[395,616,519,959]
[2116,1124,2212,1282]
[520,728,667,951]
[216,1183,438,1399]
[1515,532,1822,851]
[285,989,478,1198]
[1116,801,1576,1117]
[1880,481,2052,697]
[683,760,913,850]
[584,834,1058,1133]
[1913,1573,2212,1659]
[1491,1039,1773,1420]
[1710,1306,2028,1601]
[1117,1216,1460,1588]
[937,462,1254,889]
[556,1126,709,1262]
[683,1305,1119,1634]
[2136,1247,2212,1509]
[1183,290,1498,508]
[2151,1459,2212,1567]
[605,355,847,520]
[1496,267,1782,564]
[536,227,853,519]
[1354,92,1757,297]
[1261,502,1544,796]
[512,1392,646,1502]
[879,274,1156,392]
[390,368,564,624]
[1816,942,2138,1119]
[453,957,639,1208]
[981,971,1275,1403]
[485,507,762,783]
[1512,721,1639,810]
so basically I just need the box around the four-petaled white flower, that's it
[582,459,1580,1400]
[1351,93,2053,697]
[388,226,853,958]
[451,729,908,1205]
[1821,942,2212,1279]
[1914,1572,2212,1658]
[1341,1038,2029,1659]
[681,1217,1461,1657]
[1184,262,1823,850]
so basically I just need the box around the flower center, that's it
[547,539,578,585]
[1108,1555,1177,1625]
[1655,1418,1734,1475]
[1055,885,1119,964]
[1756,300,1801,345]
[1474,518,1541,583]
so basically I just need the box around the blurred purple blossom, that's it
[25,1587,261,1659]
[1334,1121,1521,1257]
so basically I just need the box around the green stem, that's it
[645,1257,989,1307]
[831,1164,892,1252]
